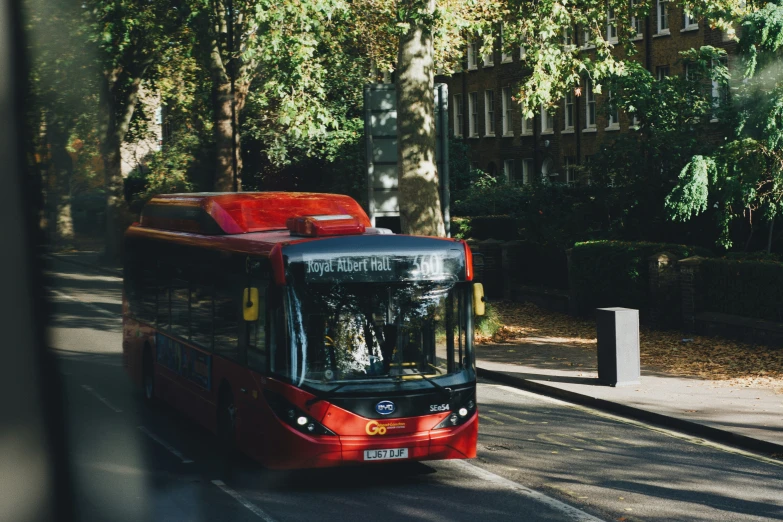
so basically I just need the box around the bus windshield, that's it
[281,281,471,386]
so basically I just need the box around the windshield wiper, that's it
[305,382,351,407]
[405,369,453,401]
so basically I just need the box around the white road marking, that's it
[137,426,194,464]
[212,480,276,521]
[80,384,123,413]
[443,459,606,521]
[47,288,116,318]
[483,384,783,468]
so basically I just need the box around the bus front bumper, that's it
[267,412,478,470]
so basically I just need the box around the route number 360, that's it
[412,255,444,277]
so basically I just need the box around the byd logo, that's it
[375,400,395,415]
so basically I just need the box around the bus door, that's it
[230,257,273,457]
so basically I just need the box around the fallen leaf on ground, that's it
[481,301,783,390]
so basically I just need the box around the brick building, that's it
[438,4,738,185]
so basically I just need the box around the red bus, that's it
[122,192,482,469]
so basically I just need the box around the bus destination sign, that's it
[293,251,464,283]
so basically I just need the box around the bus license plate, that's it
[364,448,408,461]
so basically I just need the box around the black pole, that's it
[227,0,238,192]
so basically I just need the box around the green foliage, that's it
[665,4,783,249]
[700,258,783,322]
[454,183,630,249]
[450,217,472,239]
[462,216,519,240]
[223,0,372,167]
[569,241,712,316]
[665,155,714,222]
[475,303,502,339]
[124,131,210,212]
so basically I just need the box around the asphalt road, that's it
[46,258,783,521]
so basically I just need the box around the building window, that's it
[630,0,643,37]
[584,155,594,185]
[468,92,479,137]
[583,27,594,48]
[483,38,494,67]
[607,90,619,129]
[503,159,515,182]
[522,159,533,185]
[564,27,574,49]
[521,111,533,135]
[684,62,695,80]
[502,87,514,136]
[467,40,478,70]
[501,24,513,63]
[711,58,729,120]
[657,0,669,34]
[657,65,670,81]
[564,92,575,130]
[585,79,596,129]
[541,104,554,133]
[632,111,641,128]
[484,90,495,136]
[683,10,698,31]
[565,156,576,186]
[607,8,618,43]
[453,94,463,137]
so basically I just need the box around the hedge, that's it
[569,241,711,316]
[515,240,569,290]
[700,258,783,322]
[451,215,519,240]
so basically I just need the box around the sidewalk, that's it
[476,340,783,457]
[47,251,783,458]
[46,250,122,277]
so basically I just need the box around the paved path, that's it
[476,341,783,455]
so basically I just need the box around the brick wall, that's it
[438,7,737,186]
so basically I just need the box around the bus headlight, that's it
[433,394,477,430]
[264,391,336,436]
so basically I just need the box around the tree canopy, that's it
[666,0,783,250]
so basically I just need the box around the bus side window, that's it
[214,274,240,362]
[190,268,214,351]
[170,267,190,341]
[157,259,171,332]
[139,257,157,324]
[246,284,267,373]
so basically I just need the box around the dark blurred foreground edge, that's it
[0,0,74,520]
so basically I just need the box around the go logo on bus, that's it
[366,420,388,436]
[365,419,406,435]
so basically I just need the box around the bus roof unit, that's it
[139,192,371,235]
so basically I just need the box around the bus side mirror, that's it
[473,283,485,316]
[243,288,260,321]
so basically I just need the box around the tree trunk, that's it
[395,0,445,237]
[212,81,247,192]
[99,69,146,261]
[45,115,74,249]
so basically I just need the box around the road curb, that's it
[44,254,122,278]
[477,366,783,459]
